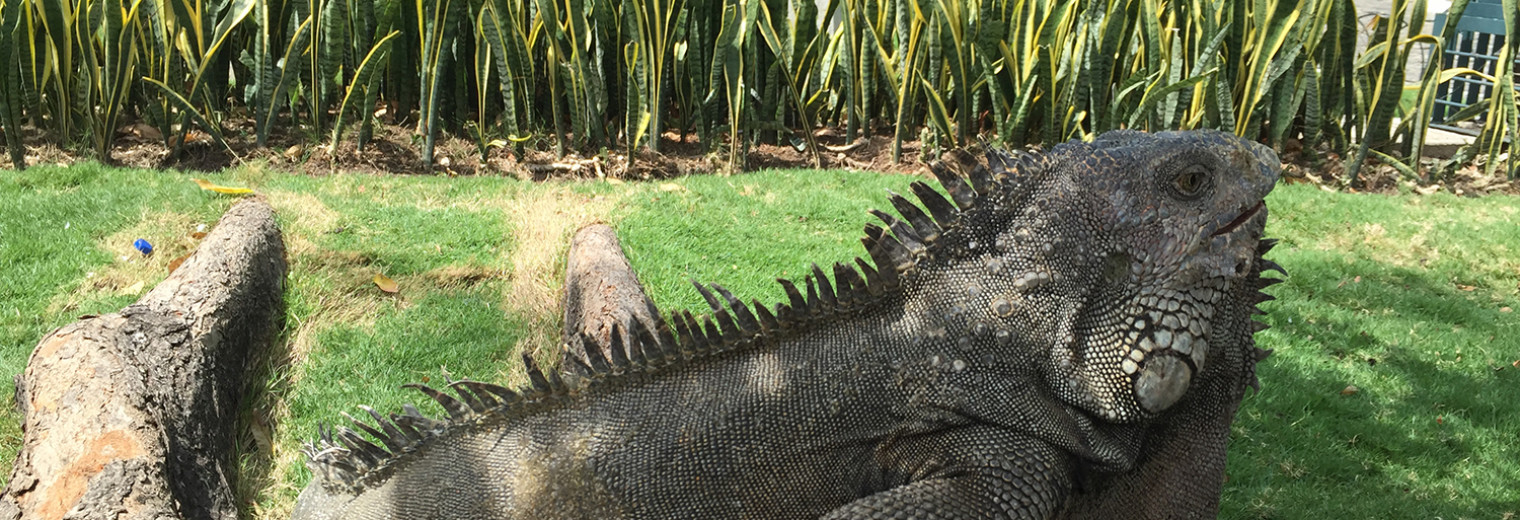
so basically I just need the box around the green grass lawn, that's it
[1,163,1516,519]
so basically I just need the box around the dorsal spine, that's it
[304,148,1040,491]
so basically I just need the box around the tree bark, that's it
[1,198,287,520]
[560,224,662,374]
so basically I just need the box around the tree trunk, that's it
[560,224,662,374]
[0,198,287,520]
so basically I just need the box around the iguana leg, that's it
[820,436,1073,520]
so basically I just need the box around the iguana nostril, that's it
[1136,355,1193,413]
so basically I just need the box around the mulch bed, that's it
[7,120,1514,196]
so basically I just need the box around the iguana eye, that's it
[1169,164,1212,200]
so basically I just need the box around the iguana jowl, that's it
[293,130,1283,519]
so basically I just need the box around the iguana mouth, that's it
[1210,200,1265,237]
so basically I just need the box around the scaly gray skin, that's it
[292,129,1283,520]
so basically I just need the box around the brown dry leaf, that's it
[248,417,273,452]
[167,254,191,274]
[190,232,207,239]
[1456,284,1477,292]
[373,273,399,293]
[133,123,164,140]
[1501,307,1512,313]
[1340,385,1360,396]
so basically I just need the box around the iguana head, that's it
[1034,130,1277,422]
[918,130,1278,424]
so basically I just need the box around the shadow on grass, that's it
[234,308,296,518]
[1225,254,1518,518]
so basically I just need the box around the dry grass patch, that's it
[424,264,506,289]
[265,191,342,242]
[495,188,619,385]
[46,209,215,315]
[264,191,389,364]
[1315,218,1444,268]
[283,252,394,367]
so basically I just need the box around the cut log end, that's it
[561,224,662,375]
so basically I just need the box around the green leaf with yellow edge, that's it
[191,178,254,195]
[331,30,402,151]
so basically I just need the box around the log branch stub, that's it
[1,198,287,520]
[560,224,662,374]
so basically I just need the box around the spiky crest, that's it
[1245,237,1285,393]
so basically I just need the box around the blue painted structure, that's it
[1431,0,1516,134]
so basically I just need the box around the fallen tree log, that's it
[0,198,286,520]
[560,223,662,375]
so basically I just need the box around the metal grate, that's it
[1431,0,1517,135]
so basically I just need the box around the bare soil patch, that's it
[12,119,931,178]
[7,120,1513,196]
[1276,141,1517,196]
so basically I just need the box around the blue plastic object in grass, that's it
[134,238,153,256]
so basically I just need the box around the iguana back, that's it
[293,130,1283,519]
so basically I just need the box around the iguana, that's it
[292,129,1283,519]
